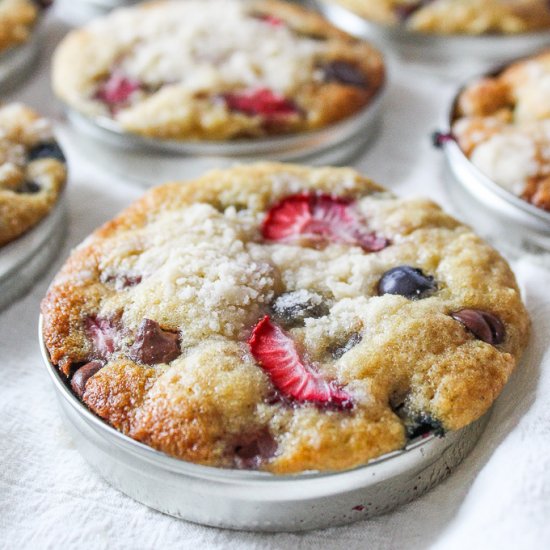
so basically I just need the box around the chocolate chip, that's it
[70,361,104,397]
[323,61,368,88]
[330,332,362,359]
[17,181,41,194]
[377,266,436,300]
[28,141,66,163]
[271,290,329,328]
[233,430,277,469]
[128,319,180,365]
[451,309,505,345]
[394,0,435,21]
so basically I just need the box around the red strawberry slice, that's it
[84,315,122,359]
[223,88,298,119]
[256,14,285,26]
[262,193,389,251]
[95,71,141,108]
[249,316,352,409]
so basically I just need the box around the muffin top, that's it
[0,0,44,54]
[52,0,384,140]
[41,163,530,474]
[0,102,66,247]
[452,50,550,212]
[323,0,550,34]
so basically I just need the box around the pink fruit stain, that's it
[223,88,298,119]
[95,71,141,109]
[352,505,365,512]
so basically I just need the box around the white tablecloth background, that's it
[1,5,549,549]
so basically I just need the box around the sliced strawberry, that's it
[223,88,298,120]
[255,14,285,27]
[84,315,122,359]
[95,71,141,109]
[262,193,389,251]
[249,316,352,409]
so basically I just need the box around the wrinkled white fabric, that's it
[1,5,549,550]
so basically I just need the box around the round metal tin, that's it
[437,73,550,258]
[63,92,383,186]
[0,27,40,90]
[40,316,489,531]
[314,1,550,78]
[0,197,67,311]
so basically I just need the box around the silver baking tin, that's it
[63,91,383,186]
[438,81,550,258]
[40,317,489,532]
[0,197,66,311]
[314,1,550,78]
[0,26,40,90]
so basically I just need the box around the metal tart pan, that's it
[63,91,383,186]
[40,316,489,531]
[0,27,40,90]
[314,1,550,78]
[436,73,550,258]
[0,197,66,311]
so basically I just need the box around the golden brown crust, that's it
[452,50,550,212]
[323,0,550,34]
[52,0,384,140]
[0,103,67,247]
[41,163,530,473]
[0,0,38,54]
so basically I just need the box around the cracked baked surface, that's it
[0,103,66,247]
[41,163,530,473]
[323,0,550,34]
[52,0,384,140]
[0,0,41,54]
[452,50,550,212]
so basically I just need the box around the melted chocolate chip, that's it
[28,141,66,163]
[70,361,104,397]
[323,61,368,88]
[451,309,505,345]
[271,290,329,328]
[233,430,277,469]
[377,266,436,300]
[330,332,362,359]
[394,0,435,21]
[128,319,180,365]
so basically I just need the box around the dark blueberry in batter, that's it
[377,266,436,300]
[405,412,444,439]
[18,181,41,194]
[270,290,329,328]
[28,141,66,163]
[323,61,368,88]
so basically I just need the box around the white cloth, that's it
[1,6,550,550]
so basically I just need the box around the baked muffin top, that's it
[323,0,550,34]
[0,0,45,54]
[452,50,550,212]
[0,102,66,247]
[52,0,384,140]
[41,163,530,474]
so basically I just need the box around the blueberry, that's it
[405,412,444,439]
[330,332,362,359]
[323,61,368,89]
[377,266,436,300]
[28,141,66,163]
[17,181,41,194]
[271,290,329,327]
[451,309,505,345]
